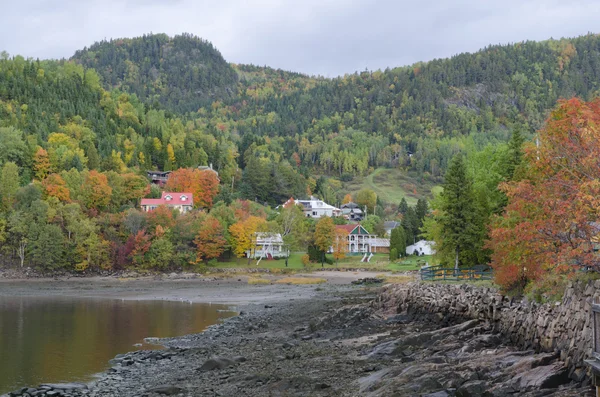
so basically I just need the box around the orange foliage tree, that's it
[165,168,220,209]
[488,98,600,291]
[33,147,51,180]
[82,170,112,210]
[194,216,227,262]
[332,228,349,264]
[42,173,71,202]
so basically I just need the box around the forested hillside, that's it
[70,33,600,183]
[72,33,239,112]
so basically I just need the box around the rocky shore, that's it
[3,282,596,397]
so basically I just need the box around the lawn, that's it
[387,255,433,272]
[211,252,429,272]
[343,168,440,206]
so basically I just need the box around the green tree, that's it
[356,188,377,215]
[438,155,483,271]
[389,226,407,260]
[506,126,525,180]
[401,207,418,246]
[0,162,20,211]
[398,198,408,215]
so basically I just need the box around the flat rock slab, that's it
[40,383,88,390]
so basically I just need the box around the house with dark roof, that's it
[140,192,193,213]
[147,171,171,186]
[341,202,364,221]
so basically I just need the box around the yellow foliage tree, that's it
[229,216,266,259]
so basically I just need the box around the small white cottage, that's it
[247,232,285,259]
[406,240,435,256]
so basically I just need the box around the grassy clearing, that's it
[387,255,432,272]
[213,253,398,271]
[248,277,271,285]
[343,168,440,205]
[274,277,326,285]
[214,253,306,269]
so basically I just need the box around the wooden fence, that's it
[420,265,493,282]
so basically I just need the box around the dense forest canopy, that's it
[68,33,600,183]
[72,33,239,113]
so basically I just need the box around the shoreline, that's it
[0,271,391,305]
[2,279,592,397]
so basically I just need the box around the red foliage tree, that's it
[194,216,226,263]
[488,98,600,291]
[165,168,220,209]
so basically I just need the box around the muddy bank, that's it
[3,281,595,397]
[0,271,393,305]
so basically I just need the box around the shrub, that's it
[389,248,398,261]
[301,254,310,266]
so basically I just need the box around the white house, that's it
[406,240,435,256]
[283,196,341,219]
[333,224,390,254]
[247,232,285,259]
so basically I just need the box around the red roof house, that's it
[140,192,194,213]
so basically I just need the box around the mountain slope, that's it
[72,33,238,112]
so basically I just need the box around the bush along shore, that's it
[4,282,595,397]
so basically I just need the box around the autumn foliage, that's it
[488,98,600,291]
[42,173,70,202]
[165,168,219,209]
[194,216,227,262]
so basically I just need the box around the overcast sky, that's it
[2,0,600,76]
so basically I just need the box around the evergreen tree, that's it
[506,126,525,180]
[401,207,418,246]
[389,226,406,260]
[415,198,429,231]
[438,155,483,271]
[398,198,408,215]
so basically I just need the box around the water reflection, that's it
[0,297,235,394]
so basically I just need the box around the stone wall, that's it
[373,280,600,381]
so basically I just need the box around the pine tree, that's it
[506,126,525,180]
[415,198,429,230]
[398,197,408,215]
[389,226,406,260]
[439,154,482,271]
[401,207,418,246]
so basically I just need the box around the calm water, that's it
[0,297,236,394]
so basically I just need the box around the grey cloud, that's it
[1,0,600,76]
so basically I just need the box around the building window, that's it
[312,211,317,216]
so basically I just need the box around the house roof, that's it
[141,192,194,207]
[336,224,372,235]
[372,238,390,247]
[384,221,401,230]
[341,202,360,209]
